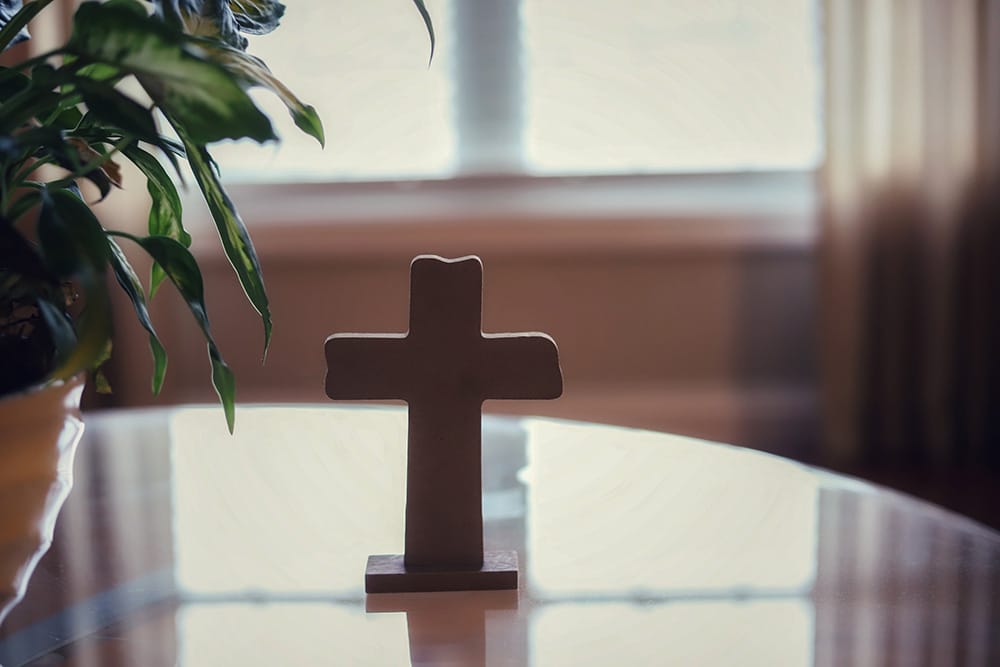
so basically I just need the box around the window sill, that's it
[183,171,818,260]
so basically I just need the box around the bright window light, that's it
[170,407,407,595]
[532,601,814,666]
[210,0,454,183]
[524,419,820,595]
[523,0,823,174]
[178,605,410,665]
[209,0,821,183]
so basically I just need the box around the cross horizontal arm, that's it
[325,334,411,400]
[480,333,562,400]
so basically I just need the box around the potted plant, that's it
[0,0,433,625]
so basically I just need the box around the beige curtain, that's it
[820,0,1000,466]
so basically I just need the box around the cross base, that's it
[365,551,519,594]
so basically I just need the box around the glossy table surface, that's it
[0,406,997,666]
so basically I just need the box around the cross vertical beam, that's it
[406,399,483,569]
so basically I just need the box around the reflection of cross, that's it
[325,255,562,593]
[367,591,519,666]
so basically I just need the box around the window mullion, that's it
[451,0,525,175]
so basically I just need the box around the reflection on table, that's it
[0,406,997,666]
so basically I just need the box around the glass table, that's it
[0,406,997,666]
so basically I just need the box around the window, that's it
[213,0,822,183]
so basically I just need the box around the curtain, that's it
[820,0,1000,467]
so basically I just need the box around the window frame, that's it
[181,170,817,260]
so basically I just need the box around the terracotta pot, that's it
[0,374,85,625]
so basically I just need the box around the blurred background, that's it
[66,1,997,526]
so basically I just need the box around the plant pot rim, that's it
[0,373,86,406]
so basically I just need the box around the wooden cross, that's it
[324,255,562,593]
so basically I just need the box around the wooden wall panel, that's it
[101,215,819,456]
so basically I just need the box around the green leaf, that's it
[0,0,56,53]
[174,0,247,50]
[0,63,87,131]
[67,0,276,145]
[91,338,114,393]
[74,78,160,144]
[94,124,186,182]
[0,67,29,100]
[37,187,110,274]
[107,236,168,394]
[122,144,189,298]
[75,61,125,83]
[209,345,235,432]
[6,189,40,221]
[203,44,323,146]
[43,135,118,201]
[47,105,84,131]
[109,234,206,325]
[150,255,168,300]
[0,209,49,283]
[35,297,77,366]
[1,124,119,200]
[94,366,113,393]
[410,0,435,64]
[0,85,63,132]
[57,290,112,380]
[110,231,237,432]
[123,144,187,241]
[171,123,271,358]
[229,0,284,35]
[103,0,149,19]
[36,186,112,379]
